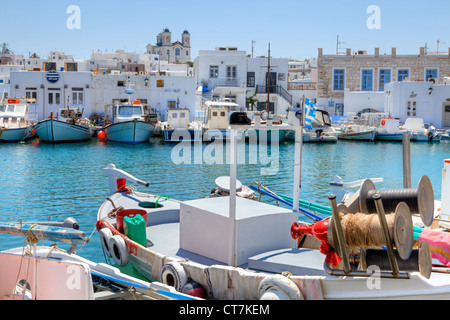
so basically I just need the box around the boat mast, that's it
[266,43,270,115]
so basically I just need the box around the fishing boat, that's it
[0,218,200,300]
[96,143,450,300]
[34,108,94,143]
[245,112,289,143]
[285,108,338,143]
[202,101,245,142]
[337,124,376,141]
[375,118,409,141]
[0,98,35,142]
[401,118,441,142]
[101,100,157,144]
[162,108,202,143]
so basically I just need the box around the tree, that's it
[1,42,13,54]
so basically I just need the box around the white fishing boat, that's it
[337,124,376,141]
[96,139,450,300]
[402,118,441,142]
[285,108,338,143]
[101,100,157,144]
[34,108,94,143]
[0,98,35,142]
[162,108,202,143]
[0,218,199,300]
[202,101,245,142]
[375,118,409,141]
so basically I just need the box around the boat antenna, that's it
[266,43,270,116]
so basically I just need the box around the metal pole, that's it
[402,132,411,188]
[228,127,238,267]
[373,194,400,277]
[328,194,351,273]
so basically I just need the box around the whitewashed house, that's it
[193,47,292,115]
[9,70,196,123]
[385,79,450,128]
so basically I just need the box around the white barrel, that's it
[442,159,450,220]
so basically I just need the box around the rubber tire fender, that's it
[160,261,188,292]
[99,228,113,258]
[108,235,129,267]
[258,275,303,300]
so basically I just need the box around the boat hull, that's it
[285,130,337,143]
[104,120,155,144]
[375,132,405,141]
[163,128,203,143]
[203,129,245,142]
[245,129,288,143]
[0,126,34,142]
[338,130,376,141]
[34,119,93,143]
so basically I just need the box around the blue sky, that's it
[2,0,450,60]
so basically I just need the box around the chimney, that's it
[374,48,380,57]
[420,47,425,56]
[391,47,397,57]
[318,48,323,58]
[346,48,351,56]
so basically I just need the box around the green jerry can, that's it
[123,214,147,247]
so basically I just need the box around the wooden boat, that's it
[0,219,198,300]
[34,108,93,143]
[102,100,157,144]
[0,98,35,142]
[162,108,203,142]
[202,101,245,142]
[96,159,450,300]
[375,118,409,141]
[402,118,441,142]
[337,124,376,141]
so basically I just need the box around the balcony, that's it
[208,77,241,88]
[288,82,317,91]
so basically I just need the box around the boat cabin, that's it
[167,108,190,129]
[110,100,145,123]
[287,107,331,127]
[204,101,243,130]
[0,99,30,128]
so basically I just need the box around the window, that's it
[407,100,417,117]
[220,111,226,117]
[175,48,180,56]
[209,66,219,78]
[425,68,438,81]
[398,69,409,82]
[180,113,186,118]
[333,69,345,90]
[172,113,178,118]
[25,88,37,101]
[226,66,237,79]
[361,69,373,91]
[117,81,125,87]
[48,92,53,104]
[72,88,84,105]
[379,69,391,91]
[186,50,189,56]
[247,72,255,87]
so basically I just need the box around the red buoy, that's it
[97,130,106,140]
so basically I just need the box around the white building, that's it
[385,79,450,128]
[193,47,292,115]
[9,70,196,123]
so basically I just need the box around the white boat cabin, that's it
[205,101,243,130]
[0,99,31,128]
[110,100,146,123]
[167,108,190,129]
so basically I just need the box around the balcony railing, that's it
[255,85,292,105]
[208,77,241,88]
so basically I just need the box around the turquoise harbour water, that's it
[0,137,448,263]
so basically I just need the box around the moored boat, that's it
[162,108,202,143]
[0,98,35,142]
[102,100,157,144]
[34,108,93,143]
[95,162,450,300]
[337,124,376,141]
[402,118,441,142]
[375,118,409,141]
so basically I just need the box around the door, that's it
[266,72,277,93]
[47,88,62,117]
[444,103,450,127]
